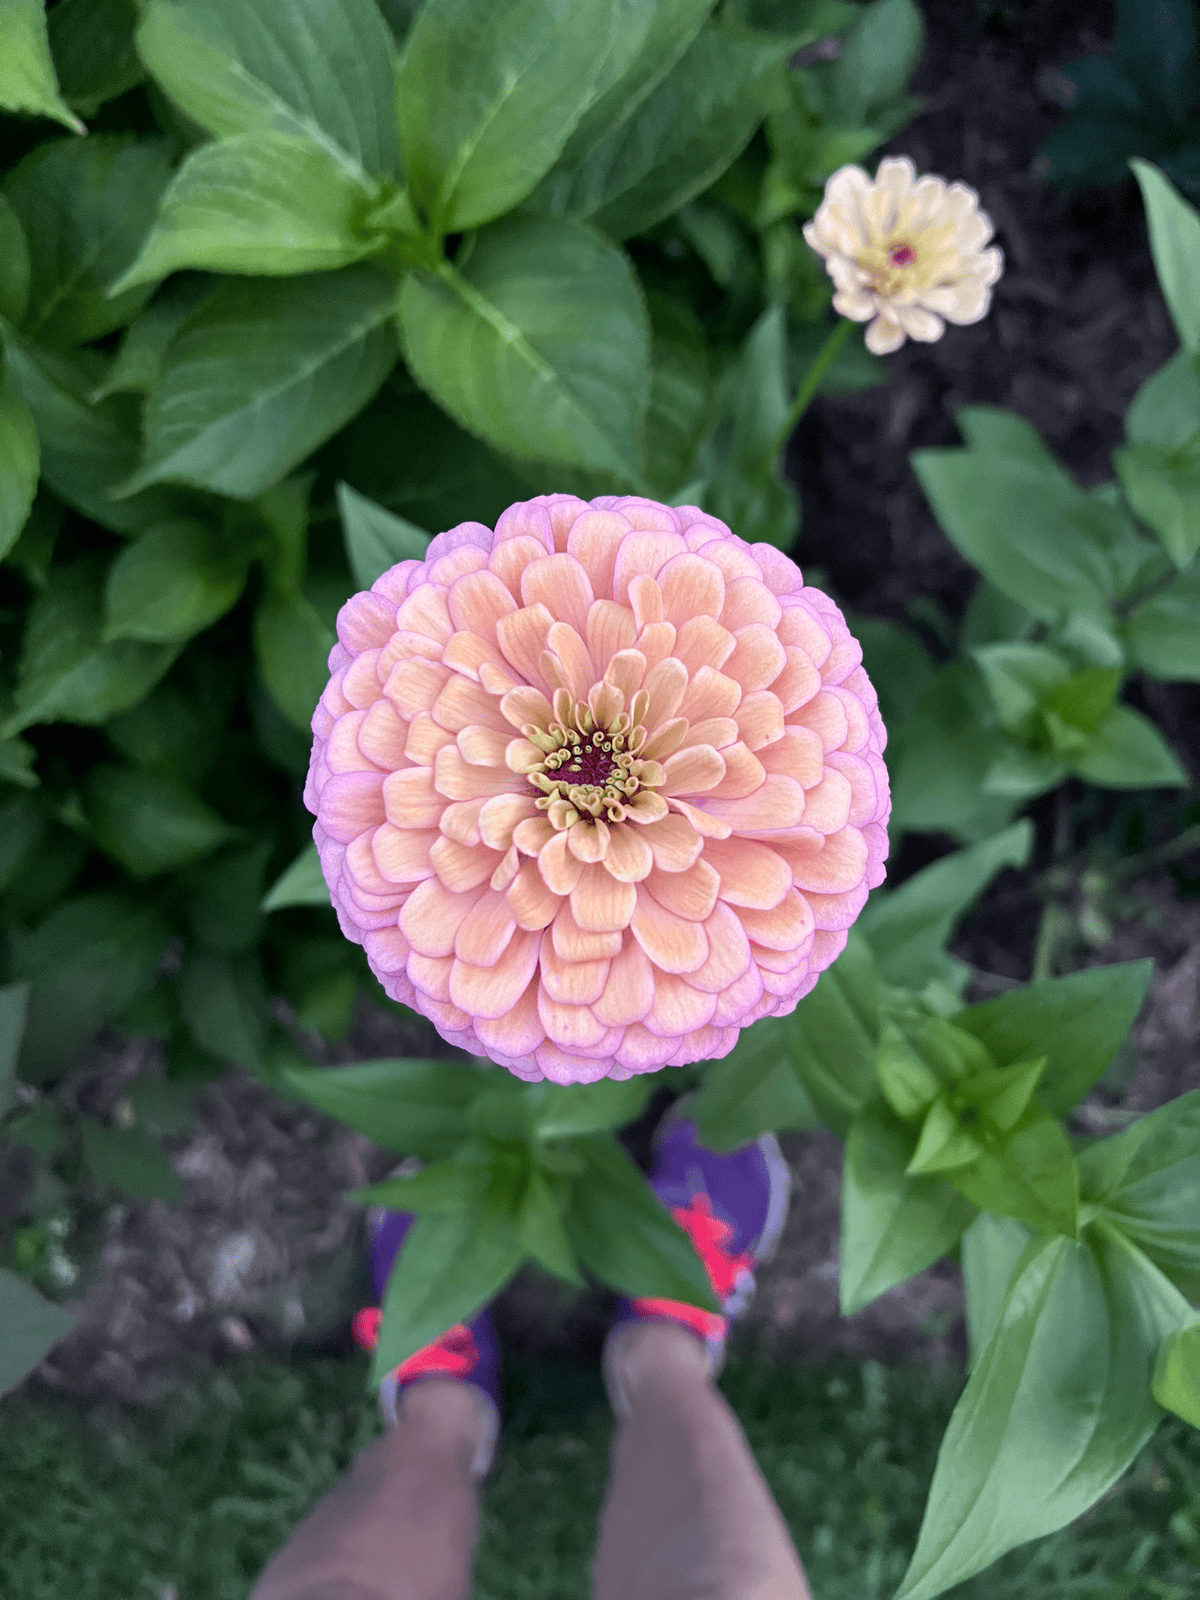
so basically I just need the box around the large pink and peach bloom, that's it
[306,496,890,1085]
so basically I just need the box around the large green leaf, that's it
[0,1267,76,1398]
[814,0,923,126]
[104,520,249,644]
[4,135,171,348]
[786,932,881,1138]
[11,891,171,1083]
[1126,567,1200,681]
[282,1057,488,1160]
[565,1133,722,1311]
[895,1227,1190,1600]
[531,1077,656,1141]
[350,1154,489,1214]
[83,763,236,879]
[1114,436,1200,567]
[371,1195,525,1384]
[945,1105,1079,1238]
[1132,159,1200,356]
[642,293,712,498]
[0,371,38,561]
[112,133,386,291]
[1153,1322,1200,1427]
[126,266,397,499]
[177,949,269,1072]
[1080,1088,1200,1302]
[0,192,30,323]
[79,1117,182,1201]
[857,822,1032,994]
[0,0,83,131]
[954,961,1153,1118]
[3,558,179,738]
[399,216,649,479]
[262,843,329,911]
[1125,347,1200,452]
[532,22,786,241]
[690,1014,817,1153]
[912,412,1131,620]
[1070,704,1187,789]
[516,1165,585,1287]
[48,0,144,116]
[253,587,335,732]
[2,338,193,534]
[397,0,621,233]
[960,1210,1031,1366]
[841,1103,976,1314]
[136,0,398,178]
[336,481,430,589]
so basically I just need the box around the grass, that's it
[0,1350,1198,1600]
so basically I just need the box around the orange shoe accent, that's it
[629,1296,728,1341]
[630,1192,756,1339]
[352,1306,479,1383]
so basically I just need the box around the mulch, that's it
[11,0,1200,1408]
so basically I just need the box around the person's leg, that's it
[594,1320,812,1600]
[249,1377,489,1600]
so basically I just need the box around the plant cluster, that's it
[0,3,1197,1598]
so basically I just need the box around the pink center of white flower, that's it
[888,243,915,267]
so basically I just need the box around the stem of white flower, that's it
[769,316,856,460]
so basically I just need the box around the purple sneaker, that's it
[602,1095,791,1415]
[352,1164,502,1478]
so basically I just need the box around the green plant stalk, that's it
[769,316,855,459]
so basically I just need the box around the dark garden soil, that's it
[12,0,1200,1409]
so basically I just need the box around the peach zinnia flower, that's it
[803,157,1003,355]
[306,496,890,1085]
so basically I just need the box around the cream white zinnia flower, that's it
[803,157,1003,355]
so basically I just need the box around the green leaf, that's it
[691,1015,817,1152]
[4,135,172,348]
[955,961,1153,1118]
[262,843,329,911]
[1126,348,1200,451]
[895,1228,1188,1600]
[399,217,649,480]
[1114,436,1200,567]
[906,1096,985,1174]
[177,949,269,1073]
[888,665,1020,844]
[0,193,30,325]
[0,1267,76,1399]
[0,372,38,561]
[532,1077,655,1141]
[785,932,881,1137]
[93,277,212,401]
[912,414,1130,620]
[818,0,924,126]
[112,133,386,292]
[47,0,144,116]
[104,520,249,644]
[1080,1088,1200,1302]
[973,641,1071,736]
[1132,160,1200,356]
[535,22,788,241]
[0,736,38,789]
[564,1133,722,1312]
[1070,703,1187,789]
[281,1056,487,1160]
[1126,567,1200,681]
[4,558,179,738]
[397,0,620,233]
[841,1103,976,1314]
[253,587,335,732]
[643,293,712,498]
[371,1200,525,1385]
[946,1105,1079,1237]
[2,338,193,534]
[852,614,935,734]
[350,1157,488,1214]
[1153,1322,1200,1428]
[858,822,1032,994]
[83,762,235,878]
[136,0,398,178]
[336,481,430,590]
[128,266,397,499]
[516,1165,585,1287]
[11,891,170,1083]
[0,0,84,131]
[79,1117,182,1201]
[960,1210,1031,1367]
[0,981,29,1119]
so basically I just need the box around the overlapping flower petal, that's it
[306,496,890,1084]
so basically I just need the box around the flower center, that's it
[522,689,664,830]
[888,243,915,266]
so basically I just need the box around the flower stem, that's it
[769,316,855,459]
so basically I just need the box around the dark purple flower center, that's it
[561,741,616,787]
[889,244,915,267]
